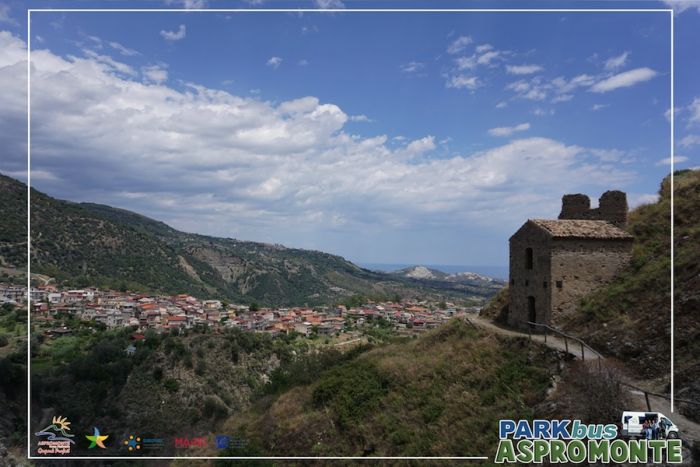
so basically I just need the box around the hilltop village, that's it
[1,283,479,340]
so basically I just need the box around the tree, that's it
[249,303,260,312]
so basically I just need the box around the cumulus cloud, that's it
[446,75,480,90]
[590,67,657,93]
[447,36,472,55]
[266,56,282,69]
[0,30,637,246]
[488,123,531,137]
[688,97,700,125]
[160,24,187,42]
[679,135,700,148]
[506,64,543,75]
[604,52,629,71]
[141,63,168,84]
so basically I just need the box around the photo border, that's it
[25,7,675,461]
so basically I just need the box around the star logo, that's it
[123,434,142,452]
[85,427,109,449]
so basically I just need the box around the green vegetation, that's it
[0,172,501,307]
[561,169,700,421]
[222,318,560,457]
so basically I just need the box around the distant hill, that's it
[389,266,504,297]
[557,170,699,421]
[0,173,501,306]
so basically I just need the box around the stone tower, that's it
[558,190,628,229]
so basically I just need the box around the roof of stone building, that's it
[529,219,634,239]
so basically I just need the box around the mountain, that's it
[389,265,504,297]
[554,170,699,422]
[0,174,501,306]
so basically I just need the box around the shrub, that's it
[163,378,180,393]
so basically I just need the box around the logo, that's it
[215,435,230,449]
[123,434,141,452]
[86,427,109,449]
[35,415,75,455]
[123,434,164,452]
[174,436,207,448]
[495,419,683,464]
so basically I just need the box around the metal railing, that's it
[525,321,700,413]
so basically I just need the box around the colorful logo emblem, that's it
[35,415,75,455]
[174,436,207,448]
[86,427,109,449]
[216,435,231,449]
[123,434,142,452]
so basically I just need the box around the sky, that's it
[0,0,698,268]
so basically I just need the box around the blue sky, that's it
[0,0,698,269]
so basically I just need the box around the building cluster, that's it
[2,284,477,338]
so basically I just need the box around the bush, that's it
[0,334,9,347]
[202,395,229,420]
[163,378,180,393]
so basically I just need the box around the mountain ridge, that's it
[0,173,502,306]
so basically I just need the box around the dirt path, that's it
[468,314,700,444]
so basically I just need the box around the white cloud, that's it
[679,135,700,148]
[82,49,137,76]
[298,59,309,66]
[109,41,140,56]
[592,104,609,111]
[400,61,424,73]
[447,36,472,55]
[629,193,660,208]
[165,0,207,8]
[663,1,700,13]
[0,30,637,243]
[349,114,371,123]
[315,0,345,8]
[477,50,501,66]
[488,123,531,137]
[266,56,282,69]
[656,155,689,166]
[496,102,508,109]
[604,52,629,71]
[551,94,573,103]
[141,64,169,84]
[475,44,493,53]
[590,67,657,93]
[688,97,700,125]
[455,56,477,71]
[506,64,543,75]
[160,24,187,42]
[446,75,480,91]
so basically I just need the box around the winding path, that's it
[468,314,700,445]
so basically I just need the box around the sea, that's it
[358,263,508,280]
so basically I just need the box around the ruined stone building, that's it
[507,190,634,330]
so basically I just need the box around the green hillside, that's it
[0,173,500,306]
[561,169,700,421]
[220,318,560,457]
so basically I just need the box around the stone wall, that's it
[559,190,628,228]
[508,223,552,330]
[548,239,633,325]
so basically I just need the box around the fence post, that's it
[645,392,651,411]
[580,342,585,361]
[564,336,568,353]
[528,324,531,342]
[597,357,602,373]
[544,326,547,343]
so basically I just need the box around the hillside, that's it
[218,318,561,457]
[0,173,501,307]
[559,169,700,421]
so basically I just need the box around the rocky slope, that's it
[0,173,501,307]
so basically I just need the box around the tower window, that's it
[556,280,563,289]
[525,248,534,270]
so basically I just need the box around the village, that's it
[0,283,481,342]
